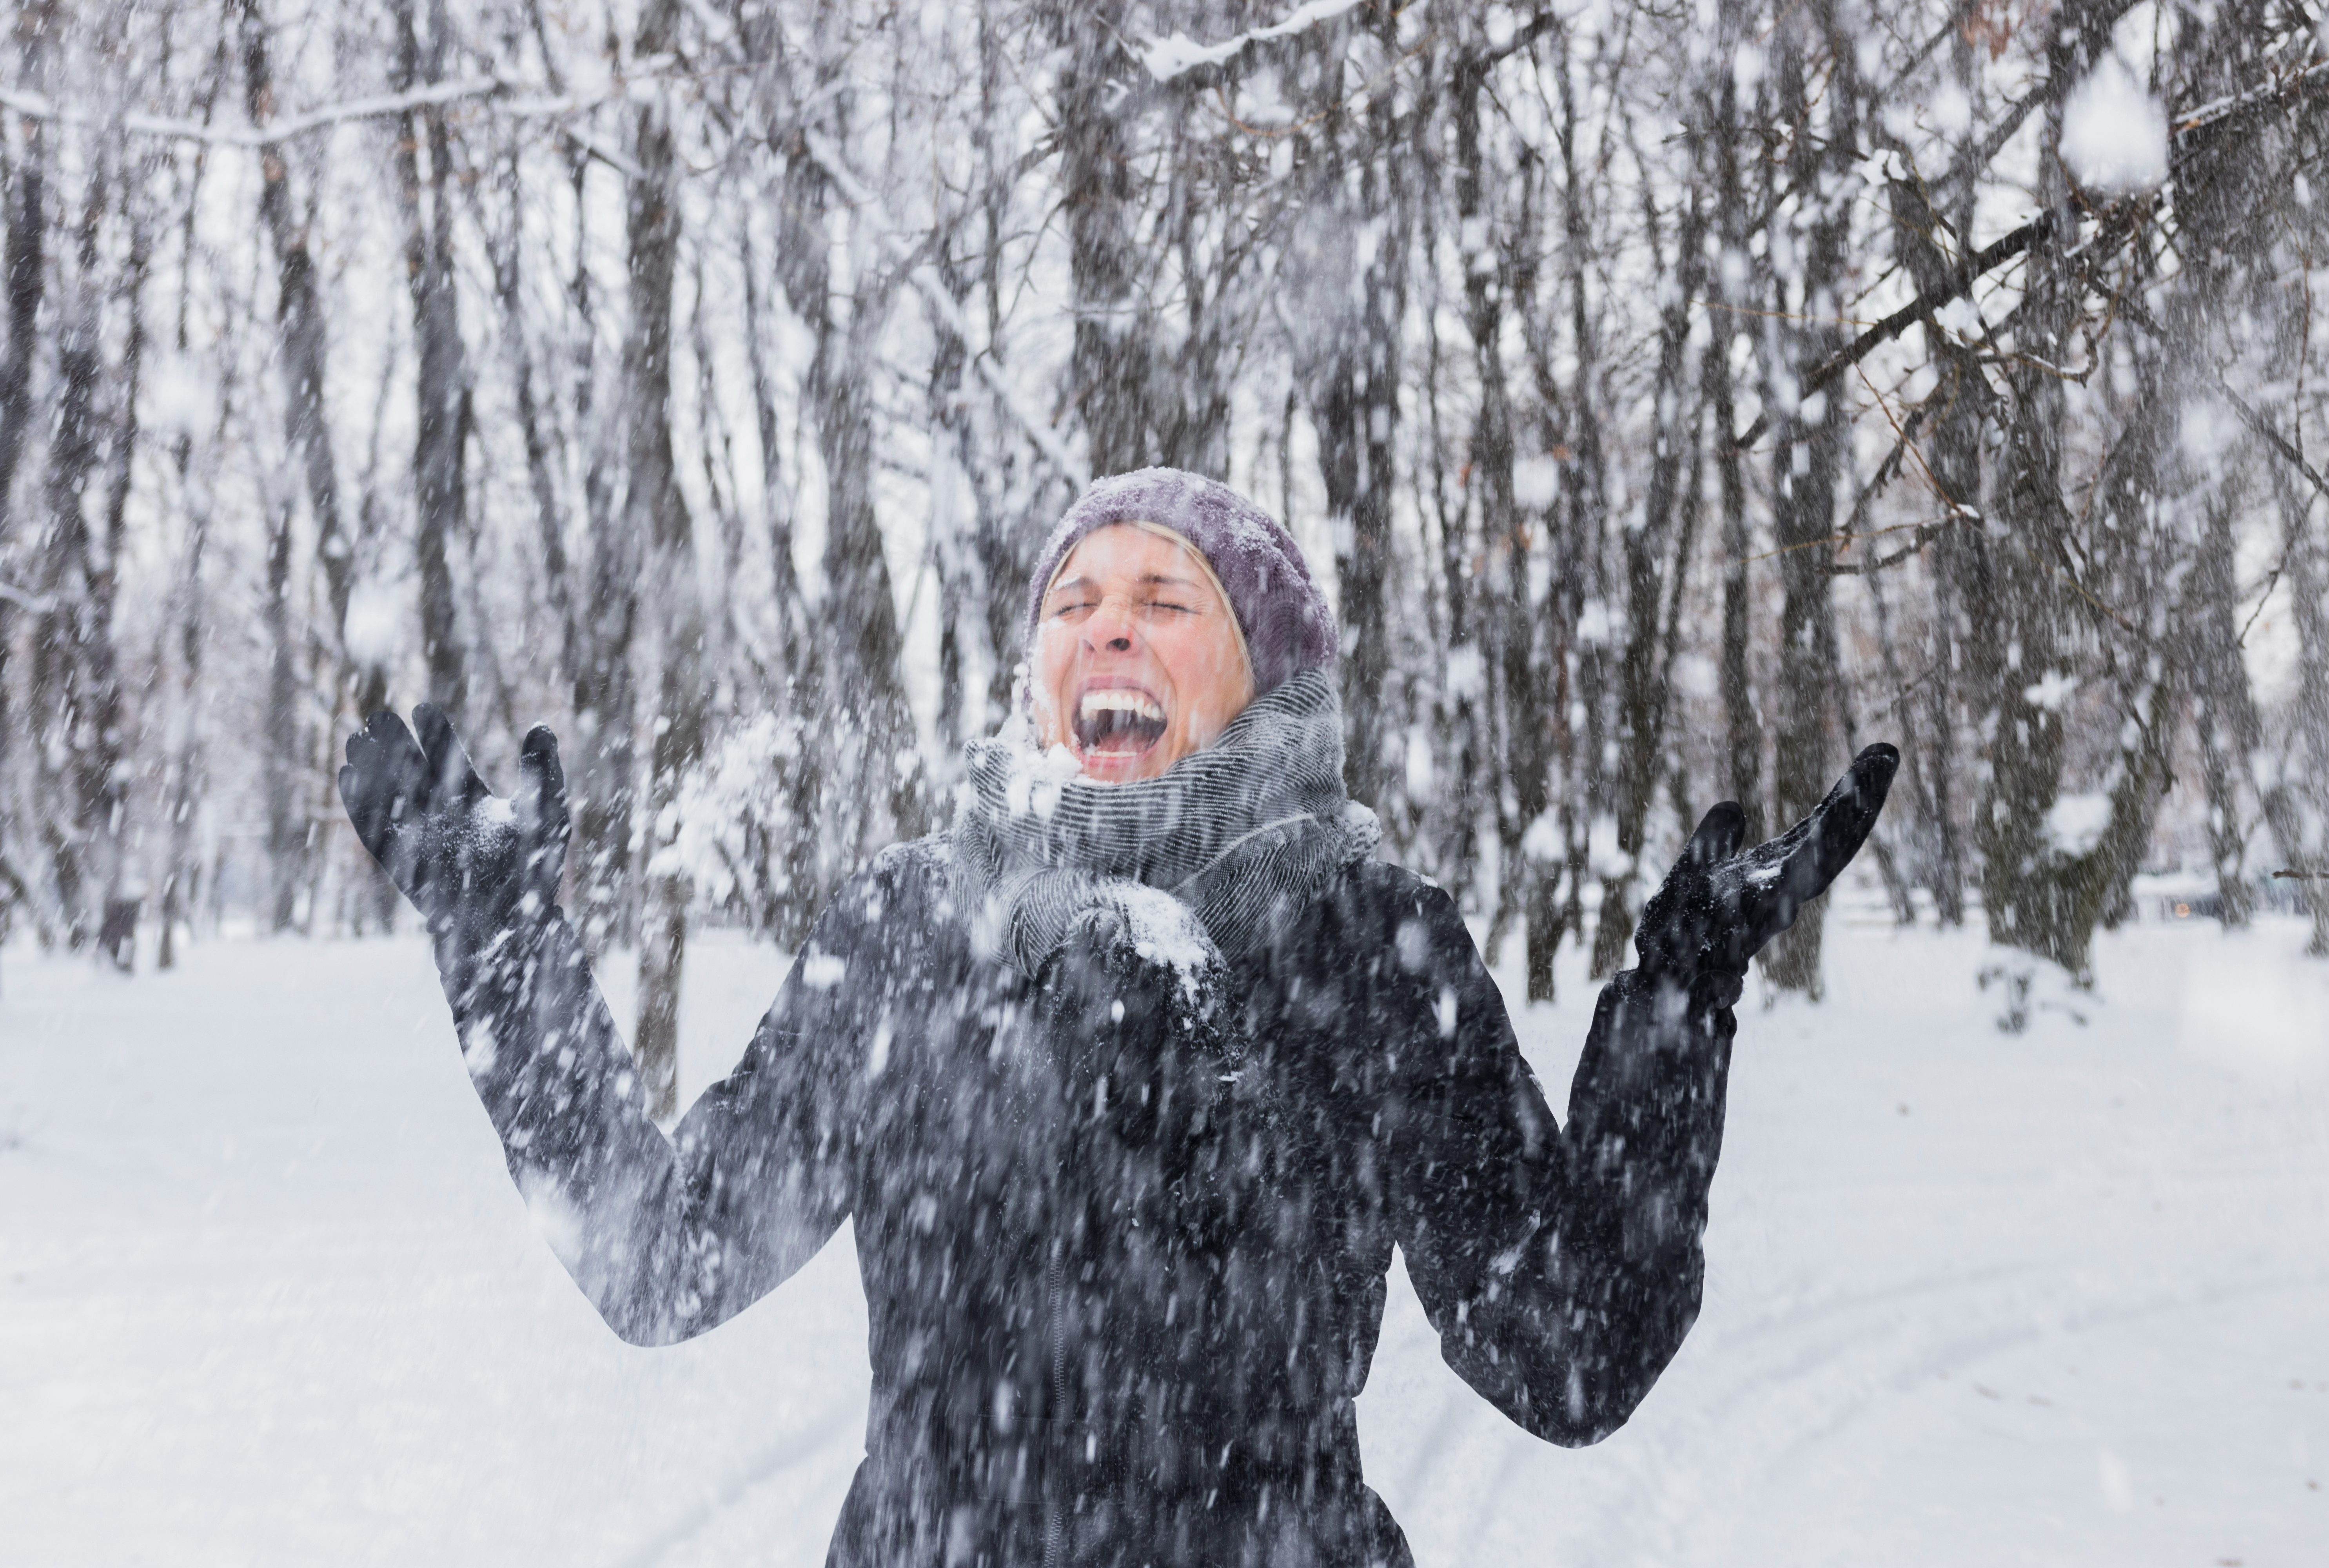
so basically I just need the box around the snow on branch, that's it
[0,577,55,613]
[1726,51,2329,454]
[1136,0,1365,83]
[2173,55,2329,141]
[0,74,631,149]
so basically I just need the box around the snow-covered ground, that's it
[5,901,2325,1567]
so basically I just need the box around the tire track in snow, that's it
[1599,1263,2329,1566]
[1743,1267,2329,1471]
[606,1398,860,1568]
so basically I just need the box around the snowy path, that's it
[5,908,2325,1565]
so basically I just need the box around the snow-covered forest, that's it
[2,0,2325,1067]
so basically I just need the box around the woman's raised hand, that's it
[1633,744,1900,988]
[337,706,570,946]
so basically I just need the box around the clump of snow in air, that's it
[1403,723,1435,797]
[673,711,806,910]
[1928,80,1972,137]
[2060,54,2169,194]
[986,716,1081,821]
[2044,791,2115,857]
[1512,455,1560,508]
[1587,813,1630,879]
[1443,644,1485,700]
[1136,0,1364,82]
[1672,652,1719,699]
[2021,670,2078,712]
[341,576,404,668]
[516,1164,588,1263]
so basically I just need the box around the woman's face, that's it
[1031,524,1255,783]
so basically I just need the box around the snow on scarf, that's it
[952,668,1381,978]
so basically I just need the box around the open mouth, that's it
[1073,686,1167,757]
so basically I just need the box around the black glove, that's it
[338,705,570,960]
[1633,743,1900,993]
[1038,903,1238,1163]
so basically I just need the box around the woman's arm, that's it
[442,905,861,1346]
[1391,912,1732,1446]
[341,707,863,1347]
[1393,748,1897,1444]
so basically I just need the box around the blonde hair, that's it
[1043,519,1254,685]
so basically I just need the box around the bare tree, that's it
[0,5,53,952]
[625,0,699,1123]
[390,0,471,727]
[1757,0,1860,998]
[0,0,2322,1000]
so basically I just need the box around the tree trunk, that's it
[1706,23,1764,849]
[0,53,44,909]
[2275,471,2329,955]
[392,0,471,726]
[1049,0,1155,477]
[262,480,303,933]
[1508,45,1603,979]
[236,0,350,935]
[2189,490,2260,925]
[1976,22,2092,974]
[737,211,823,951]
[763,38,926,910]
[159,428,214,971]
[626,0,698,1125]
[35,167,112,950]
[570,152,641,957]
[88,209,148,969]
[485,136,574,701]
[1758,6,1857,999]
[238,0,359,711]
[1454,51,1547,993]
[1887,169,1983,927]
[1590,182,1705,979]
[816,300,925,846]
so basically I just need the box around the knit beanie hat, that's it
[1024,468,1337,696]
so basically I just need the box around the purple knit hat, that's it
[1024,468,1337,695]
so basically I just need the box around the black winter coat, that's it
[436,837,1734,1568]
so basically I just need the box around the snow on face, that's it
[1030,525,1255,785]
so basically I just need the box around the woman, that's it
[339,468,1895,1567]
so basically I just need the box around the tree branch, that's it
[1725,211,2057,453]
[0,576,55,612]
[0,74,651,148]
[1725,48,2329,454]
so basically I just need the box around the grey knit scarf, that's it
[952,669,1381,976]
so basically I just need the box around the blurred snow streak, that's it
[0,0,2324,1047]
